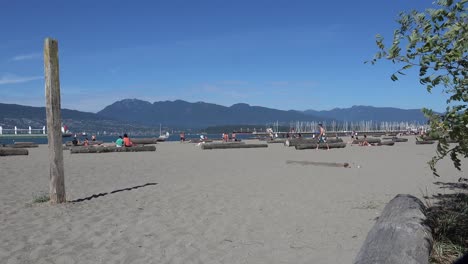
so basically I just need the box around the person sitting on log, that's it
[316,124,330,150]
[91,135,96,141]
[123,134,133,147]
[359,135,371,146]
[232,132,236,141]
[83,138,89,146]
[115,136,124,147]
[72,137,79,146]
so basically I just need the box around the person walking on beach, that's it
[123,134,133,147]
[231,132,236,141]
[317,124,329,150]
[180,132,185,142]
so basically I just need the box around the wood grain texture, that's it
[44,38,66,203]
[0,148,29,156]
[353,194,432,264]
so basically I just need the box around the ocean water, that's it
[0,133,255,145]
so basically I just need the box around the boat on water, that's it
[157,124,170,141]
[61,125,73,137]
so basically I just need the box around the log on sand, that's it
[201,143,267,150]
[13,142,35,146]
[285,138,343,147]
[267,138,288,144]
[189,139,214,143]
[295,142,347,150]
[70,145,156,154]
[5,143,39,148]
[377,141,395,146]
[392,138,408,142]
[353,194,432,264]
[416,140,435,145]
[352,138,381,144]
[286,160,350,168]
[0,147,29,156]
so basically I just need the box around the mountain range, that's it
[0,99,428,131]
[98,99,323,128]
[0,103,151,133]
[304,105,428,123]
[98,99,428,127]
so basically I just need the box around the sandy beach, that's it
[0,137,466,264]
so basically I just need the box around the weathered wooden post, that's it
[44,38,66,203]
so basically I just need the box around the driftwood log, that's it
[353,194,432,264]
[0,147,29,156]
[352,138,381,144]
[5,143,39,148]
[416,141,435,145]
[189,139,214,143]
[13,142,35,146]
[201,143,267,150]
[70,145,156,154]
[285,138,343,147]
[295,142,347,150]
[377,141,395,146]
[267,138,288,144]
[392,138,409,142]
[286,160,350,168]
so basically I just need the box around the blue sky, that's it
[0,0,448,113]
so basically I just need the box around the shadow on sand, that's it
[69,182,158,203]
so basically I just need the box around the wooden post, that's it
[44,38,66,203]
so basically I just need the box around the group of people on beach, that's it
[222,132,237,142]
[115,134,133,147]
[71,134,97,146]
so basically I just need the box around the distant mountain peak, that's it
[230,103,250,108]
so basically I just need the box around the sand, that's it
[0,137,466,264]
